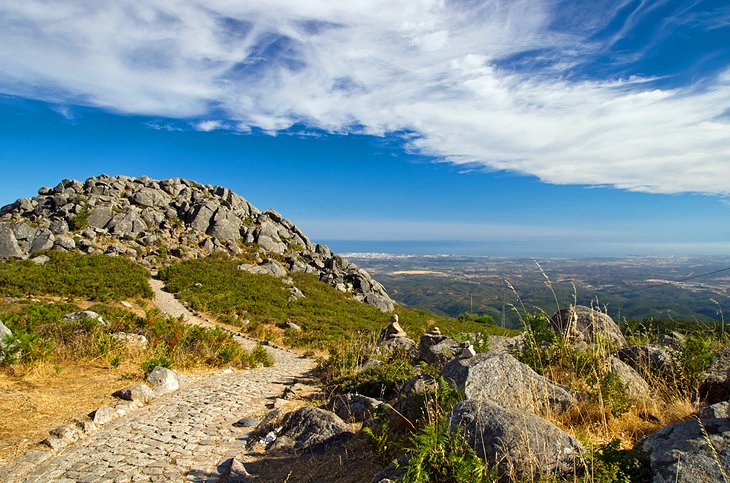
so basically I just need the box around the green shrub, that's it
[69,206,90,230]
[0,252,152,301]
[0,300,265,372]
[141,354,173,376]
[248,343,274,367]
[402,417,496,482]
[332,360,415,399]
[582,439,651,482]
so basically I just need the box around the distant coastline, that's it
[325,240,730,258]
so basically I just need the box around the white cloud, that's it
[1,1,729,194]
[195,120,224,132]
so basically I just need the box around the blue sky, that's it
[1,1,729,256]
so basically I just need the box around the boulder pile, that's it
[0,175,394,312]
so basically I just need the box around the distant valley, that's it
[344,253,730,329]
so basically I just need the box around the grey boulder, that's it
[63,311,106,326]
[609,357,652,402]
[326,393,382,422]
[274,406,354,452]
[642,417,730,483]
[419,332,462,365]
[701,348,730,404]
[0,223,25,259]
[113,384,155,404]
[618,345,678,379]
[449,399,585,481]
[441,352,579,416]
[550,305,626,347]
[146,366,180,395]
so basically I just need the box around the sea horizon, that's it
[324,240,730,259]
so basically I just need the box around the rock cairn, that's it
[0,175,394,312]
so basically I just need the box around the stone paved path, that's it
[2,278,316,482]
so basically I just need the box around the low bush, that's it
[332,360,415,399]
[401,417,497,483]
[0,301,271,372]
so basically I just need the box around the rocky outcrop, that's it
[0,175,395,312]
[642,417,730,483]
[700,348,730,404]
[326,393,382,423]
[441,352,579,416]
[617,345,678,379]
[273,406,354,452]
[448,399,585,481]
[550,305,626,347]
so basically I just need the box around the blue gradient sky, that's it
[1,1,729,256]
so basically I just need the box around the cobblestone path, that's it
[2,278,316,482]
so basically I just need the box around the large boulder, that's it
[378,337,418,360]
[700,348,730,404]
[274,406,353,452]
[617,345,678,379]
[107,210,146,238]
[449,399,585,481]
[207,207,242,242]
[0,320,12,359]
[642,417,730,483]
[550,305,626,347]
[0,320,11,341]
[86,206,114,229]
[365,293,395,313]
[0,223,25,258]
[63,311,106,326]
[441,352,579,416]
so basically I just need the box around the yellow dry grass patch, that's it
[0,359,145,464]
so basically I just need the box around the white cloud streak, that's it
[1,0,729,194]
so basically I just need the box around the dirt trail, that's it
[0,278,316,482]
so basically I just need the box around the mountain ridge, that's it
[0,174,395,312]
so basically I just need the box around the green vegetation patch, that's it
[0,251,152,301]
[159,257,516,350]
[0,300,270,370]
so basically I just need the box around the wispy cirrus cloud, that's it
[1,0,729,195]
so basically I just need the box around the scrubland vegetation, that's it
[1,251,727,481]
[159,257,516,349]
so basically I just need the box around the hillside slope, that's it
[0,175,394,312]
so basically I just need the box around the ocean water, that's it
[321,240,730,258]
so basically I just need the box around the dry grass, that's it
[556,398,695,449]
[0,358,144,463]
